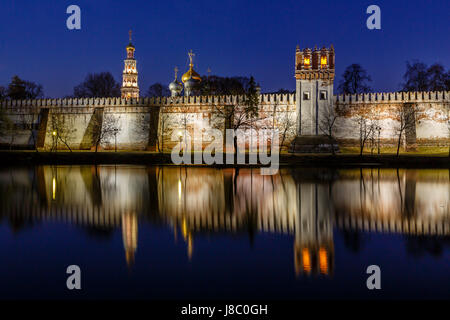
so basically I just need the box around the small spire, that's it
[129,29,132,42]
[207,67,211,77]
[174,66,179,80]
[296,45,300,51]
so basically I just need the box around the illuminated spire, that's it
[121,30,139,99]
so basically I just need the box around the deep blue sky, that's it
[0,0,448,97]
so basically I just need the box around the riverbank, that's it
[0,150,449,168]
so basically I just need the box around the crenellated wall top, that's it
[0,93,296,109]
[1,91,448,110]
[334,91,450,104]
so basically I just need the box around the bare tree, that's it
[319,105,339,155]
[355,108,375,156]
[338,64,372,94]
[368,118,380,155]
[74,72,121,98]
[401,61,450,91]
[51,114,77,152]
[0,86,6,100]
[147,83,170,97]
[131,113,151,152]
[19,113,38,152]
[0,109,15,149]
[393,103,417,156]
[277,109,296,152]
[212,103,257,156]
[448,118,450,157]
[446,102,450,157]
[92,113,121,153]
[212,77,260,156]
[158,110,170,153]
[7,75,44,100]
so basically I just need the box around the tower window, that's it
[303,92,310,100]
[303,58,310,66]
[320,91,327,100]
[321,56,327,68]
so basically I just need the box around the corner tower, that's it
[291,45,338,153]
[295,45,335,135]
[121,30,139,99]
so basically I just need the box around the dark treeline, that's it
[338,61,450,94]
[146,75,260,97]
[0,76,44,100]
[73,72,121,98]
[200,75,255,95]
[401,61,449,92]
[1,61,449,100]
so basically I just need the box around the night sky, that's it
[0,0,448,97]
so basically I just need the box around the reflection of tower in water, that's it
[122,212,138,267]
[181,218,193,260]
[294,182,334,276]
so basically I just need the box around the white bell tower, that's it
[121,30,140,99]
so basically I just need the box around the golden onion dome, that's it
[182,64,202,83]
[182,50,202,83]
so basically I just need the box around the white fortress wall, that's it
[0,91,448,150]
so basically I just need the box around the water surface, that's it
[0,165,448,299]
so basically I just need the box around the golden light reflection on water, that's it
[302,249,311,274]
[319,247,328,275]
[52,177,56,200]
[0,166,448,276]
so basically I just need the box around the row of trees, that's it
[147,76,256,97]
[338,61,450,94]
[70,73,258,98]
[1,60,448,100]
[67,61,450,98]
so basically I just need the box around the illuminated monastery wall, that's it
[0,91,448,150]
[0,94,297,151]
[334,91,450,147]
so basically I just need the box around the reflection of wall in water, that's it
[155,167,334,275]
[1,166,449,272]
[41,165,151,213]
[332,169,450,235]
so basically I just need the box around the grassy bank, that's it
[0,150,449,168]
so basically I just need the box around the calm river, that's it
[0,165,448,299]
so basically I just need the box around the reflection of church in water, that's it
[0,166,448,275]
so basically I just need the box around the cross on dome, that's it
[188,50,195,67]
